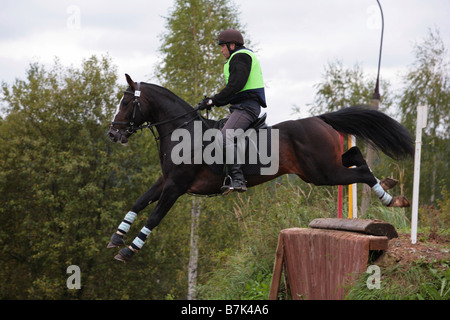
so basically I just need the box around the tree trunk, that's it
[187,197,201,300]
[430,153,436,204]
[360,146,374,215]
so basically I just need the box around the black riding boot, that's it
[221,163,247,195]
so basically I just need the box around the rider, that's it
[199,29,267,194]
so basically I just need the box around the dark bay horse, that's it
[106,74,414,262]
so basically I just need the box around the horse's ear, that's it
[125,74,137,89]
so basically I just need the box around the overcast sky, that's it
[1,0,449,124]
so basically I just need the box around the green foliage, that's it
[398,28,450,205]
[308,59,393,115]
[417,266,450,300]
[346,260,450,300]
[363,205,410,230]
[0,56,170,299]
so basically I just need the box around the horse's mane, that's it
[143,82,194,112]
[142,82,217,126]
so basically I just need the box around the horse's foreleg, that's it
[131,175,165,212]
[114,180,186,262]
[107,176,165,249]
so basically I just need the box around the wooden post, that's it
[351,135,357,218]
[269,233,284,300]
[348,134,353,219]
[411,106,428,244]
[338,133,344,218]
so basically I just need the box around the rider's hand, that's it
[197,97,214,111]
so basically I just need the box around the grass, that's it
[346,260,450,300]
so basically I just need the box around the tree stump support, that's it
[269,218,397,300]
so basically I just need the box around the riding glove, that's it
[198,97,214,110]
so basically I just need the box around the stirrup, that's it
[221,175,234,195]
[221,175,247,195]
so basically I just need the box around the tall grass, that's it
[363,205,410,230]
[346,261,450,300]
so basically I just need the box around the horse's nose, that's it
[107,129,118,142]
[107,128,129,144]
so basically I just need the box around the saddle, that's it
[215,112,267,131]
[250,112,268,130]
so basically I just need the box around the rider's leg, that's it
[220,107,258,194]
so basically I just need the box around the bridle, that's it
[110,82,144,135]
[109,82,209,144]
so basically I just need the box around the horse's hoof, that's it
[388,195,410,208]
[114,247,135,262]
[107,232,125,248]
[380,177,398,191]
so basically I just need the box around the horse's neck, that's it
[143,84,220,137]
[146,85,193,122]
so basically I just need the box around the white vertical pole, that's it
[411,105,428,244]
[351,135,358,218]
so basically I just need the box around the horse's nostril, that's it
[107,130,118,142]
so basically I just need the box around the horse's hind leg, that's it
[329,163,409,208]
[342,146,366,167]
[342,146,398,191]
[336,165,410,207]
[107,175,165,249]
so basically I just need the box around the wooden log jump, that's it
[309,218,398,239]
[269,218,397,300]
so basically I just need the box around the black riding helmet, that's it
[217,29,244,55]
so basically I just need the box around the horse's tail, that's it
[318,105,414,160]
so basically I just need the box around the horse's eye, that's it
[122,98,131,106]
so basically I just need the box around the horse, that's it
[106,74,414,262]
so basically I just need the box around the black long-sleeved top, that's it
[212,47,266,109]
